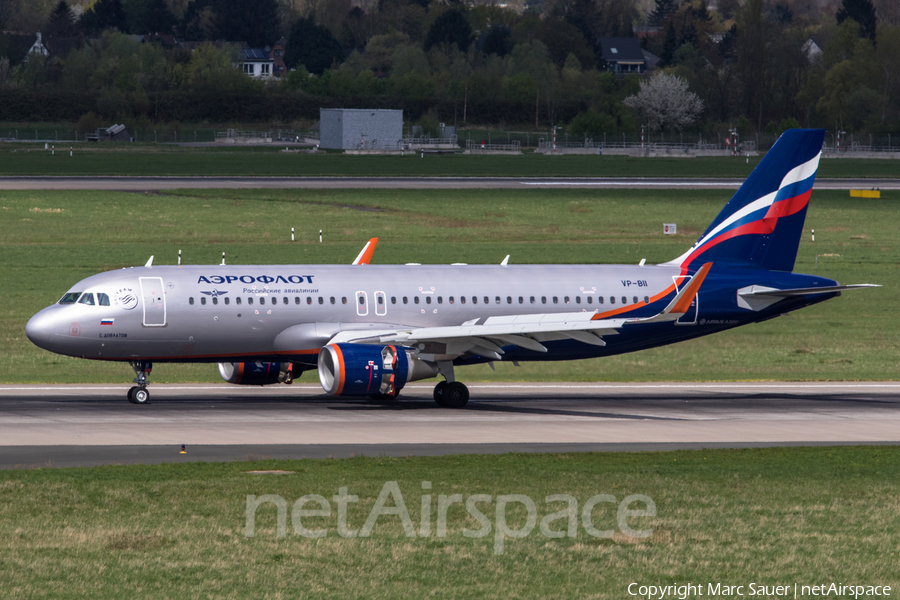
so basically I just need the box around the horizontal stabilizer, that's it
[737,283,880,311]
[740,284,880,297]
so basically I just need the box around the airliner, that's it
[26,129,876,407]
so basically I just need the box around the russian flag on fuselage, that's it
[667,129,825,274]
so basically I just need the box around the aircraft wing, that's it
[327,263,712,360]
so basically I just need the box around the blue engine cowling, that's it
[218,362,293,385]
[318,344,410,397]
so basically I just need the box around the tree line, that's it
[0,0,898,138]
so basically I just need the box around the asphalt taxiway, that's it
[1,382,897,468]
[1,176,898,190]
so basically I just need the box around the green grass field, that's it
[1,187,895,384]
[1,447,898,598]
[1,142,900,178]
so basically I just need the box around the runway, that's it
[1,176,898,190]
[1,382,898,468]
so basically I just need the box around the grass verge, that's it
[1,447,898,599]
[1,188,896,383]
[1,143,900,178]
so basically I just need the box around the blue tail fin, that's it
[667,129,825,273]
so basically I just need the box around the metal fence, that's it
[465,139,521,152]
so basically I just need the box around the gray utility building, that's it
[319,108,403,150]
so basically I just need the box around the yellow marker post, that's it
[850,189,881,199]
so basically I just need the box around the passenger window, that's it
[541,296,547,304]
[378,296,384,305]
[248,297,253,305]
[212,297,218,305]
[318,297,324,305]
[610,297,615,305]
[307,297,312,305]
[201,297,207,305]
[342,297,347,305]
[225,297,230,305]
[358,296,365,305]
[59,292,82,304]
[495,296,500,304]
[472,296,477,304]
[330,297,336,304]
[97,293,110,306]
[426,296,432,304]
[575,296,581,304]
[460,296,466,304]
[284,297,288,305]
[237,297,242,305]
[564,296,570,304]
[78,293,95,305]
[189,297,194,305]
[437,296,442,304]
[552,296,558,304]
[598,297,604,304]
[414,297,419,304]
[530,296,535,304]
[587,296,593,304]
[506,296,512,304]
[622,296,627,304]
[449,296,454,304]
[295,297,300,305]
[391,297,397,304]
[518,296,523,304]
[633,296,638,304]
[644,296,650,304]
[483,296,489,304]
[403,297,408,304]
[259,297,265,305]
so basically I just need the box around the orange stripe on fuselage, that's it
[590,283,678,320]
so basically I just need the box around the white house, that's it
[241,48,274,78]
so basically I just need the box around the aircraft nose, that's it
[26,309,58,351]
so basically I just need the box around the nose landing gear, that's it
[128,361,152,404]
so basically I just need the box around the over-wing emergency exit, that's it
[26,130,877,407]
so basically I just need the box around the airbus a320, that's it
[26,129,877,407]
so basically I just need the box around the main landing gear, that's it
[128,361,152,404]
[433,381,469,408]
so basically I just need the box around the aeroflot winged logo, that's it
[200,289,228,298]
[114,288,138,310]
[197,274,315,284]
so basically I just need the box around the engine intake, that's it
[318,344,437,397]
[218,362,293,385]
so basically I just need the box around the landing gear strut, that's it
[128,361,152,404]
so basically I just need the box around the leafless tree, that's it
[623,72,704,132]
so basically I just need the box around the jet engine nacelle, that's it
[318,343,438,397]
[218,361,293,385]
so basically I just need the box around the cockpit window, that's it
[97,293,110,306]
[59,292,82,304]
[78,293,96,306]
